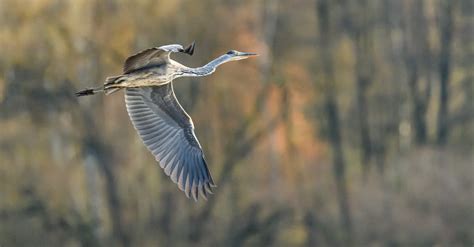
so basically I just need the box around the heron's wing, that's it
[125,84,215,200]
[123,47,170,74]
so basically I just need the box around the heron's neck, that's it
[179,55,229,78]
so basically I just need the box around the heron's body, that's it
[107,61,185,86]
[76,42,256,201]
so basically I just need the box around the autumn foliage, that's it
[0,0,472,246]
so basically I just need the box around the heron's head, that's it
[224,50,258,61]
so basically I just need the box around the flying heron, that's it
[76,42,257,201]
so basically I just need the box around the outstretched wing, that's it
[123,43,195,74]
[125,84,215,200]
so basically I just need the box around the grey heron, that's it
[76,42,257,201]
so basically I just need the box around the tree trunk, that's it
[436,0,455,145]
[259,0,281,197]
[402,0,431,145]
[316,0,353,245]
[342,0,373,176]
[354,31,373,176]
[407,63,428,144]
[325,91,353,245]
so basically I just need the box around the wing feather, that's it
[123,44,192,74]
[125,85,215,200]
[123,48,167,74]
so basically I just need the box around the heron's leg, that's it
[76,86,104,97]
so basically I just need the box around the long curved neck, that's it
[178,54,230,78]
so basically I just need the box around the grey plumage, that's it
[76,42,257,200]
[126,85,214,200]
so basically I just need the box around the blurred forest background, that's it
[0,0,473,246]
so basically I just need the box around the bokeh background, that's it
[0,0,473,246]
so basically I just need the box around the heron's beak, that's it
[235,52,258,60]
[183,41,195,56]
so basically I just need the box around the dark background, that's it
[0,0,472,246]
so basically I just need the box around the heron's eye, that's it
[226,50,236,55]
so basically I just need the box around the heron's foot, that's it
[76,88,95,97]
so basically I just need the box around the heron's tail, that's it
[103,75,127,95]
[76,75,126,97]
